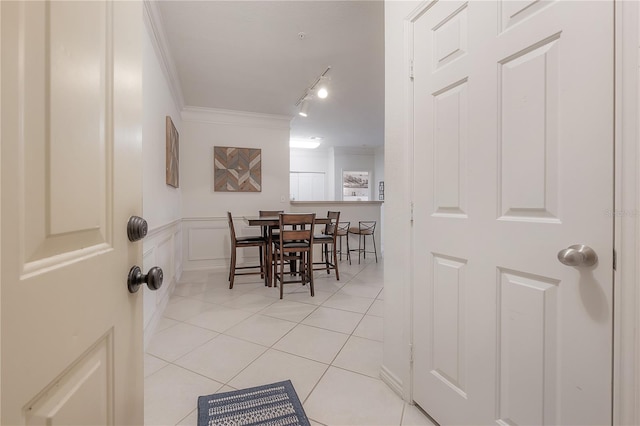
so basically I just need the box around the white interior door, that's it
[411,1,613,424]
[1,1,144,424]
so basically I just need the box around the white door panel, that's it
[412,1,613,424]
[1,1,144,424]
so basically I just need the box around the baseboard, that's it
[380,364,404,399]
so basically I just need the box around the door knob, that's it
[557,244,597,267]
[127,216,148,242]
[127,266,163,293]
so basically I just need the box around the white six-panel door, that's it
[411,1,613,424]
[1,1,144,424]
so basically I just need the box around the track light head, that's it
[298,99,310,117]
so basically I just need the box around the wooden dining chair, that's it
[273,213,316,299]
[259,210,283,286]
[348,220,378,264]
[312,211,340,280]
[227,212,267,289]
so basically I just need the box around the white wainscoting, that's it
[182,216,262,272]
[142,219,183,350]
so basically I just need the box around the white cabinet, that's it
[290,172,326,201]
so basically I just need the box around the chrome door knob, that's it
[557,244,597,267]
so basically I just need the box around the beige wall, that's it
[142,16,184,347]
[179,108,292,271]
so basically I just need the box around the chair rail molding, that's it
[182,216,261,272]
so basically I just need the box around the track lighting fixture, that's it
[298,98,310,117]
[294,66,331,118]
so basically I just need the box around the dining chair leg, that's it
[229,248,237,289]
[307,252,315,297]
[259,246,264,280]
[279,253,284,300]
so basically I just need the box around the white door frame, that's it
[613,1,639,423]
[401,1,640,424]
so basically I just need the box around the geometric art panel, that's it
[214,146,262,192]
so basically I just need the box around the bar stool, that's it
[335,221,351,264]
[348,221,378,264]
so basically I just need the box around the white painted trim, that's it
[181,106,292,129]
[146,218,181,239]
[0,1,3,417]
[404,2,422,405]
[615,1,640,424]
[182,216,226,222]
[142,0,185,110]
[380,365,404,398]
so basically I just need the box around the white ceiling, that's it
[156,1,385,148]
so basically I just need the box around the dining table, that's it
[243,215,330,287]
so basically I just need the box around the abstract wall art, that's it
[166,116,179,188]
[213,146,262,192]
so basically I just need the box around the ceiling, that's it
[156,1,385,149]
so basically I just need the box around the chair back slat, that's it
[282,229,311,240]
[279,213,315,243]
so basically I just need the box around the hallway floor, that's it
[144,257,434,426]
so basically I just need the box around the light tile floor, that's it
[144,258,435,426]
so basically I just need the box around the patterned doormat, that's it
[197,380,311,426]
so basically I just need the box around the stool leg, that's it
[363,233,366,260]
[332,240,340,280]
[347,234,351,265]
[371,234,378,263]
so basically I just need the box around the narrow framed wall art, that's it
[166,116,179,188]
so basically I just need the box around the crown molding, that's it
[143,0,185,110]
[181,106,293,130]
